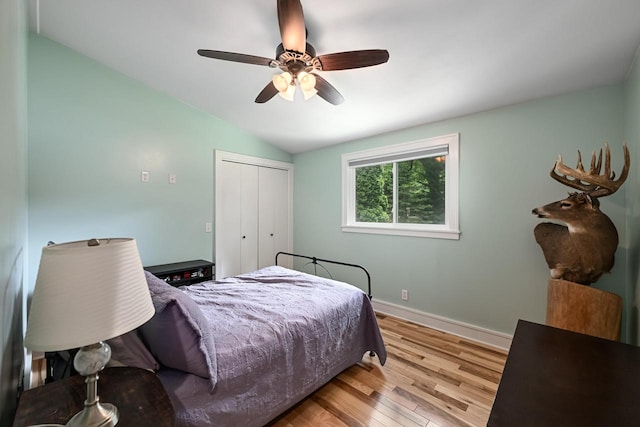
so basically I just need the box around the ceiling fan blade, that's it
[255,81,279,103]
[277,0,306,53]
[317,49,389,71]
[313,74,344,105]
[197,49,275,67]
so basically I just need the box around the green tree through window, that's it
[355,164,393,222]
[355,156,445,225]
[342,134,459,239]
[398,157,446,224]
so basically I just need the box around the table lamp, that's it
[24,238,155,427]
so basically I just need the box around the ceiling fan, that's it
[197,0,389,105]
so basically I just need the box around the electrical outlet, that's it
[401,289,408,301]
[205,222,212,233]
[141,171,149,183]
[169,173,177,184]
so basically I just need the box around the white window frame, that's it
[341,133,460,240]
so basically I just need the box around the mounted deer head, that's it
[532,143,630,285]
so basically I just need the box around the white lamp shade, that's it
[24,238,154,352]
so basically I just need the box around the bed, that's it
[111,254,386,427]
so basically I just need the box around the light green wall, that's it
[26,32,639,343]
[27,34,292,289]
[0,0,28,423]
[293,85,630,339]
[623,49,640,343]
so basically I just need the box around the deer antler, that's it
[550,143,630,198]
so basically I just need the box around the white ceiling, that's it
[29,0,640,154]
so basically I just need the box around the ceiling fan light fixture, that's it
[298,71,317,100]
[198,1,388,105]
[273,71,293,93]
[298,71,316,90]
[279,82,296,102]
[273,72,295,101]
[284,85,296,101]
[301,88,318,100]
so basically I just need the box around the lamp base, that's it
[66,402,119,427]
[67,342,119,426]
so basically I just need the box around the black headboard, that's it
[275,252,372,300]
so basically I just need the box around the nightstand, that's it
[145,259,215,287]
[13,367,174,427]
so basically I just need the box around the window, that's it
[342,134,459,239]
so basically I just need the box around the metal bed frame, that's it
[275,251,372,300]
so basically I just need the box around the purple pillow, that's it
[107,330,159,371]
[139,271,217,390]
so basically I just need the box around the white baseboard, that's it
[372,299,513,350]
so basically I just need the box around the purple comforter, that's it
[157,266,386,427]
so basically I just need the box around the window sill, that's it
[341,224,460,240]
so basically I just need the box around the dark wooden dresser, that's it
[488,319,640,427]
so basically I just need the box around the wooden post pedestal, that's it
[546,279,622,341]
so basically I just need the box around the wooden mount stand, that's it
[546,279,622,341]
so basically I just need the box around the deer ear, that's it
[586,194,600,209]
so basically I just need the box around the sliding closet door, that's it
[215,151,293,279]
[239,164,259,273]
[216,160,258,279]
[258,167,289,269]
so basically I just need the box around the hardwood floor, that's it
[271,313,508,427]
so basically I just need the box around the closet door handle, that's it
[270,233,274,237]
[242,235,246,239]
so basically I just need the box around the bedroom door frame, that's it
[214,151,294,279]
